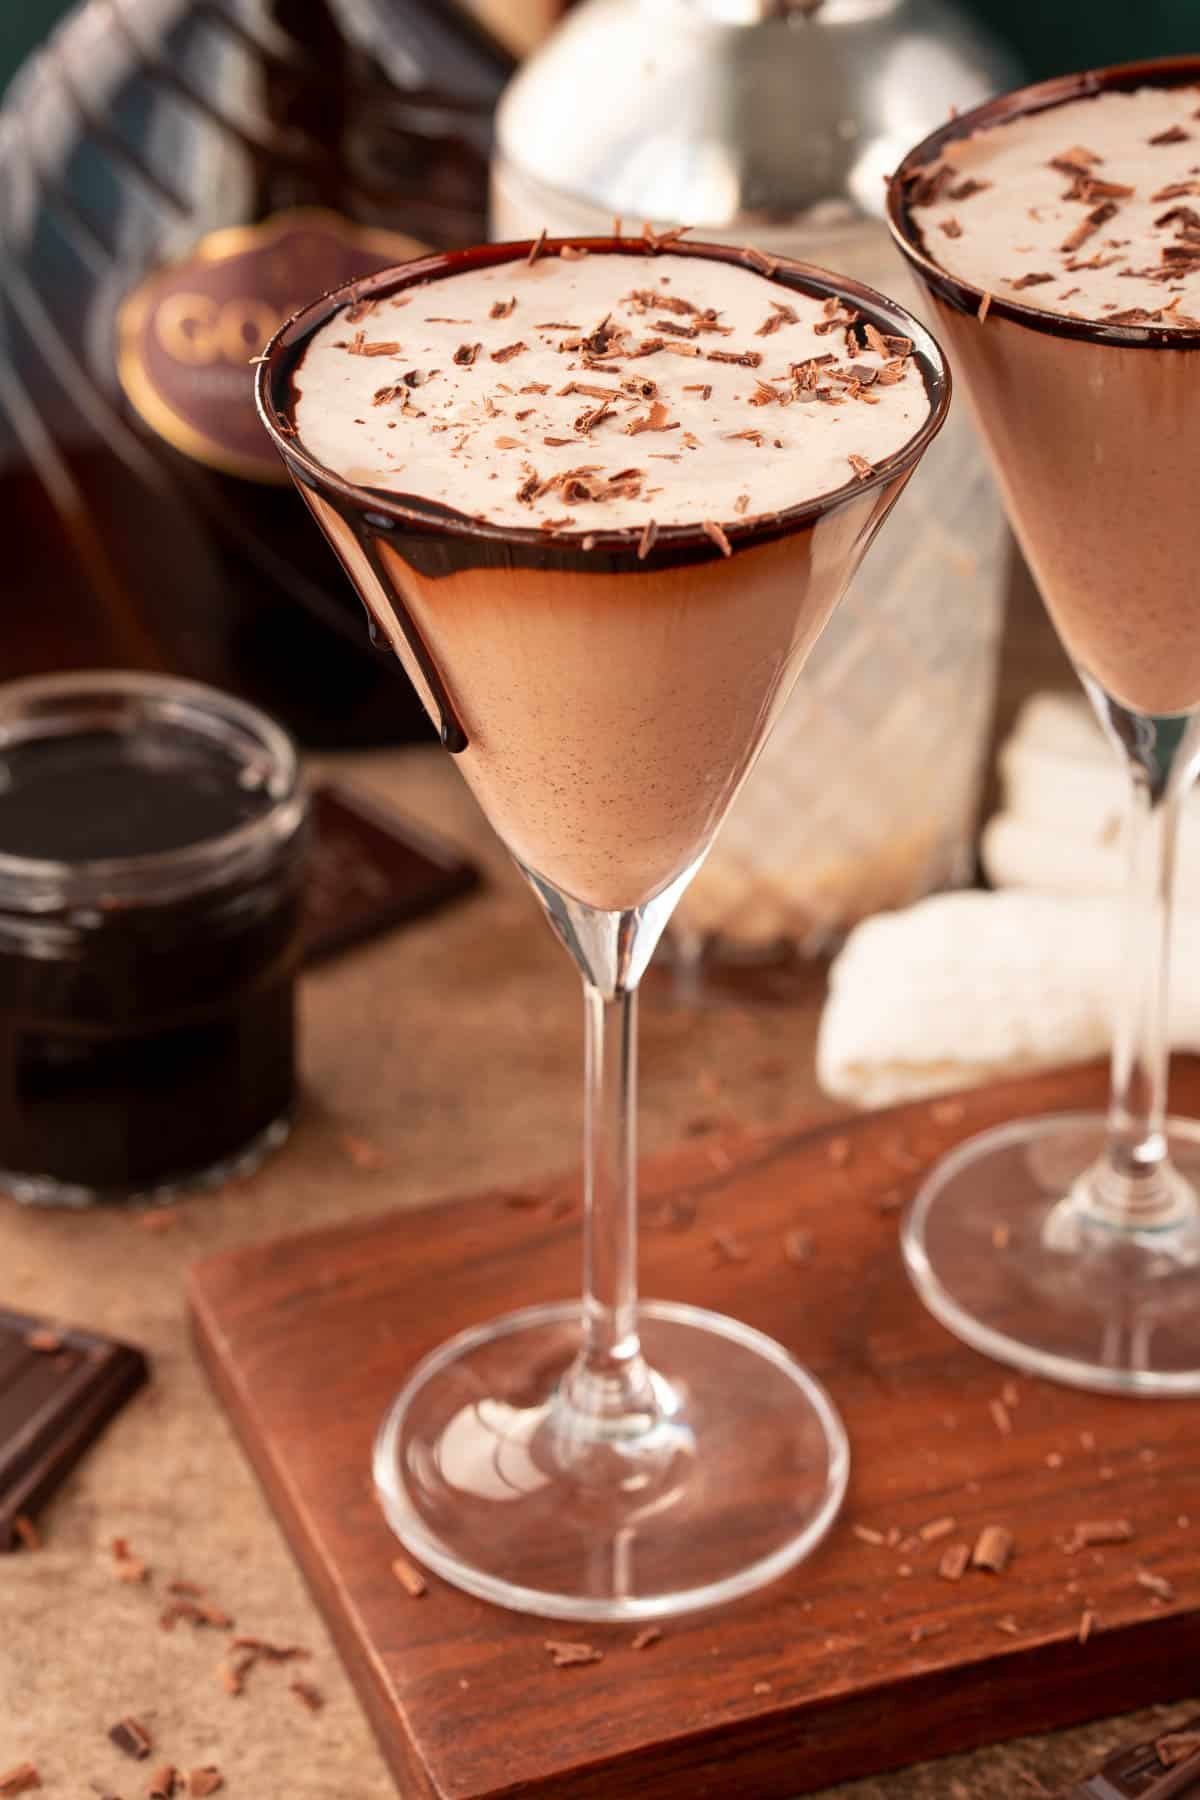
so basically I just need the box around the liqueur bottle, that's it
[0,0,513,745]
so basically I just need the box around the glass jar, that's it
[0,672,309,1206]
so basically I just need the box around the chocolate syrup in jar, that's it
[0,675,308,1206]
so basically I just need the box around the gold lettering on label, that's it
[155,294,282,364]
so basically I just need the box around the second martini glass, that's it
[258,237,947,1618]
[890,59,1200,1396]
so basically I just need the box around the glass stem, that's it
[1090,767,1187,1227]
[560,981,659,1433]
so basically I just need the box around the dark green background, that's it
[2,0,1197,94]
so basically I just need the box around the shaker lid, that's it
[496,0,1019,228]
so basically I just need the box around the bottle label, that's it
[116,208,426,483]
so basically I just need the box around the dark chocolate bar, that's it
[0,1308,147,1549]
[303,782,480,965]
[1068,1719,1200,1798]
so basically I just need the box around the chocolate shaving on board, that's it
[187,1771,223,1798]
[392,1555,428,1597]
[971,1524,1014,1573]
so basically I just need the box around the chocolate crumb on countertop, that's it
[546,1638,603,1667]
[972,1524,1014,1573]
[109,1719,153,1761]
[0,1768,40,1796]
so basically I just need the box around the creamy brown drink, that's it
[898,74,1200,717]
[278,240,937,910]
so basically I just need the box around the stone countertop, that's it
[1,578,1195,1797]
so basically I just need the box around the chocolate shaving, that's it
[575,401,615,434]
[1151,180,1200,201]
[1060,201,1119,253]
[1136,1568,1176,1601]
[741,245,779,276]
[702,520,732,557]
[371,384,405,407]
[516,468,540,505]
[0,1770,40,1797]
[749,381,783,406]
[977,291,993,323]
[391,1555,428,1598]
[734,493,750,515]
[147,1765,178,1798]
[453,343,481,367]
[907,162,954,208]
[683,382,712,399]
[1104,306,1160,325]
[228,1636,310,1662]
[972,1525,1014,1573]
[628,288,698,316]
[559,244,588,260]
[659,341,702,357]
[621,376,659,400]
[546,1638,603,1667]
[725,429,765,446]
[494,437,523,450]
[354,341,405,357]
[560,382,622,400]
[1009,271,1055,289]
[641,222,692,252]
[188,1772,223,1798]
[490,342,528,364]
[847,453,873,479]
[947,177,990,201]
[544,437,582,447]
[290,1680,325,1712]
[756,302,800,337]
[490,297,517,320]
[1065,1518,1133,1552]
[526,229,549,265]
[707,348,762,368]
[1150,126,1192,146]
[654,317,698,338]
[109,1719,153,1761]
[625,400,676,435]
[938,218,963,238]
[938,1542,971,1582]
[637,519,659,560]
[631,1627,661,1651]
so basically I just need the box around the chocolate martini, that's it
[287,246,931,910]
[890,62,1200,1396]
[258,235,947,1620]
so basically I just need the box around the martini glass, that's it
[257,237,948,1619]
[889,59,1200,1396]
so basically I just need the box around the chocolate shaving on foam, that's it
[977,291,993,322]
[1150,125,1192,146]
[654,317,699,338]
[490,342,528,363]
[907,161,954,207]
[560,244,589,260]
[354,340,406,357]
[939,217,963,238]
[453,343,481,366]
[706,348,762,368]
[627,288,698,316]
[847,454,874,479]
[725,429,765,446]
[624,400,677,434]
[947,176,990,201]
[490,297,517,319]
[748,380,783,406]
[1060,201,1119,253]
[622,375,659,400]
[1009,271,1055,289]
[756,301,800,336]
[641,223,692,251]
[574,400,615,434]
[526,229,549,264]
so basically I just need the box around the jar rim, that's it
[0,671,306,913]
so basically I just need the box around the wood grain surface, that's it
[190,1058,1200,1800]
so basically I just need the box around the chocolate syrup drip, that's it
[349,510,469,753]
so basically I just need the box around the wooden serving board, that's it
[189,1061,1200,1800]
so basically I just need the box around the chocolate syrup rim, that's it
[254,234,951,570]
[887,54,1200,350]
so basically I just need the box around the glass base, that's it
[373,1299,849,1621]
[903,1112,1200,1396]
